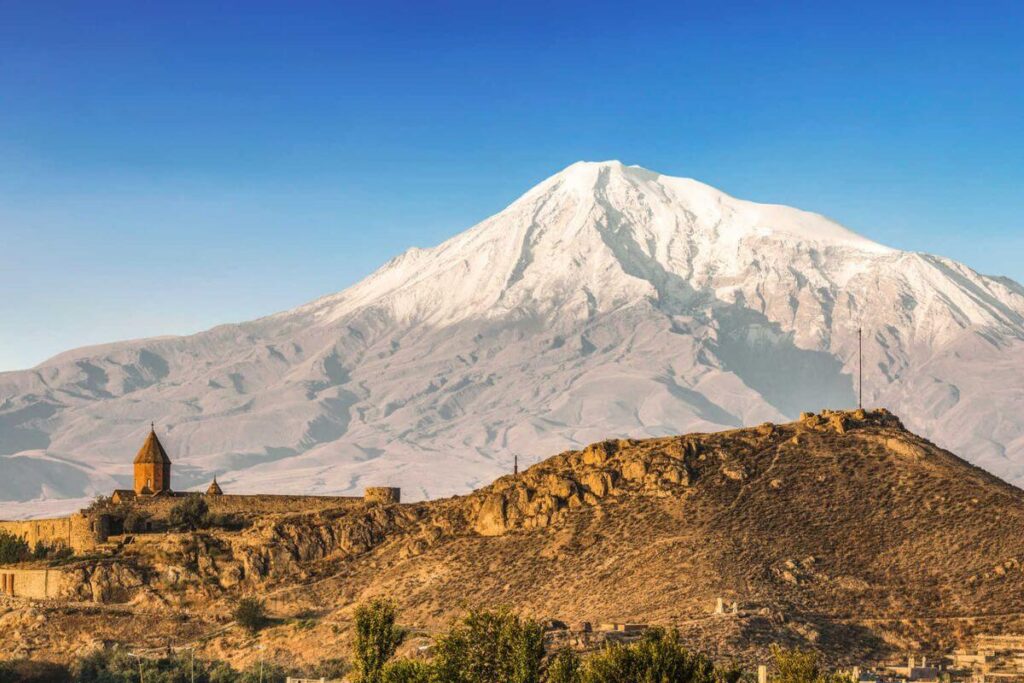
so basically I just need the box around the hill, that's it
[2,409,1023,668]
[2,162,1024,517]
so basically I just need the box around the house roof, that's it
[133,426,172,465]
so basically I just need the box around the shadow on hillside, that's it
[592,165,856,420]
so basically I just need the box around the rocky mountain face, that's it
[5,411,1024,666]
[1,161,1023,516]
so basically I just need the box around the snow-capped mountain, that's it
[2,161,1023,517]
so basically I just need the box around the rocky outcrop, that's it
[472,437,700,536]
[61,563,146,604]
[470,409,914,537]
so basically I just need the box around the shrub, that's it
[0,659,69,683]
[584,628,724,683]
[209,512,247,530]
[771,645,851,683]
[234,596,268,635]
[236,660,291,683]
[69,646,306,683]
[83,495,111,514]
[546,649,583,683]
[31,540,51,561]
[169,495,210,531]
[305,657,350,680]
[381,659,434,683]
[354,598,407,683]
[0,530,29,565]
[432,608,545,683]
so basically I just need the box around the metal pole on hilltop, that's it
[858,327,863,410]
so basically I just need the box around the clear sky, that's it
[1,1,1021,372]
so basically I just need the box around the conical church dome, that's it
[134,426,172,465]
[206,477,223,496]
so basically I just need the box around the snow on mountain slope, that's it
[2,161,1023,518]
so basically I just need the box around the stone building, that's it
[0,423,403,560]
[133,425,172,496]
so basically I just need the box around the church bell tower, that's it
[133,424,172,496]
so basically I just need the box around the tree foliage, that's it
[771,646,852,683]
[123,509,152,534]
[546,648,583,683]
[381,659,434,683]
[72,646,294,683]
[354,598,408,683]
[0,530,29,565]
[432,608,545,683]
[0,659,69,683]
[233,596,268,635]
[168,495,210,531]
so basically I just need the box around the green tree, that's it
[770,645,851,683]
[354,598,407,683]
[432,609,545,683]
[381,659,434,683]
[233,597,268,635]
[0,530,29,565]
[583,628,723,683]
[772,645,826,683]
[169,495,210,531]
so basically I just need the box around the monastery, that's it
[0,425,400,560]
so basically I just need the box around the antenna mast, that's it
[858,327,863,409]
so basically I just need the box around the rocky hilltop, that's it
[1,410,1023,668]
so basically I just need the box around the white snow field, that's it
[2,161,1023,518]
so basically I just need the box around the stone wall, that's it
[364,487,401,504]
[0,489,403,552]
[0,568,67,600]
[0,513,105,554]
[110,493,366,520]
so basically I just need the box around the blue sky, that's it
[1,1,1021,371]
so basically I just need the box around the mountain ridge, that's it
[1,161,1023,518]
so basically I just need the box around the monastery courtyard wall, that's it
[0,513,101,554]
[120,492,370,518]
[0,488,402,556]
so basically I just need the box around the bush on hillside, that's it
[169,495,209,531]
[0,658,70,683]
[233,597,268,635]
[0,530,29,565]
[122,509,152,533]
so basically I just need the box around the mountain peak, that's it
[1,163,1023,519]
